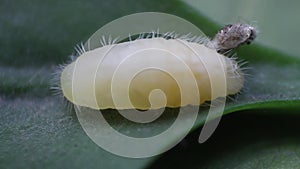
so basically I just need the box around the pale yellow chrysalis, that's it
[60,37,244,110]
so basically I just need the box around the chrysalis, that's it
[57,23,256,110]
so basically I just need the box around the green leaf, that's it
[148,112,300,169]
[1,0,300,169]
